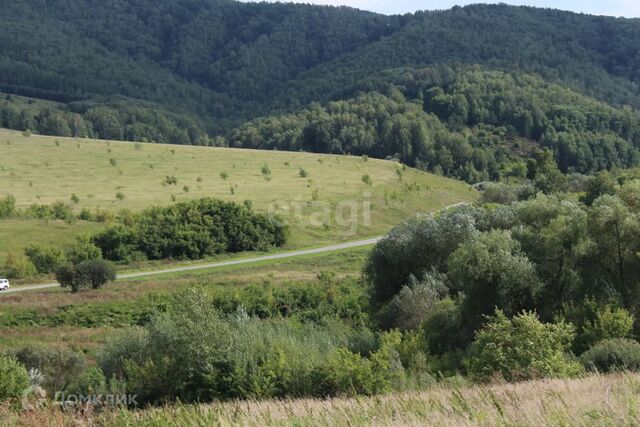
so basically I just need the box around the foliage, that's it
[466,311,583,382]
[580,339,640,372]
[56,259,116,292]
[12,345,86,395]
[3,252,37,279]
[0,354,29,402]
[365,206,477,302]
[24,245,66,274]
[93,198,287,261]
[0,194,16,218]
[448,230,542,327]
[96,289,399,404]
[557,301,635,354]
[378,272,448,330]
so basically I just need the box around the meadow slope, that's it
[0,128,475,261]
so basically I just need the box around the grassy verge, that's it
[4,373,639,426]
[0,246,372,351]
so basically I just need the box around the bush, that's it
[56,259,116,292]
[580,338,640,372]
[479,182,517,204]
[93,198,287,261]
[64,366,108,395]
[0,194,16,218]
[66,236,103,264]
[466,310,583,382]
[97,288,395,404]
[12,346,85,395]
[3,252,37,279]
[558,301,635,354]
[0,354,30,402]
[24,245,66,274]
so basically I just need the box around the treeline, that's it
[0,95,212,145]
[229,68,640,183]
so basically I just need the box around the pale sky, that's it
[242,1,640,17]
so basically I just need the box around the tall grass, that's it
[4,373,639,426]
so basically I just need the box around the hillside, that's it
[0,1,640,138]
[0,128,475,262]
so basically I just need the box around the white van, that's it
[0,278,9,291]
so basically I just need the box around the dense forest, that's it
[1,1,640,132]
[1,2,640,181]
[229,68,640,182]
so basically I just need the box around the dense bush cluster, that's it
[93,198,287,262]
[366,180,640,378]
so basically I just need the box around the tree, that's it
[365,206,477,302]
[448,230,542,330]
[585,195,640,304]
[56,259,116,292]
[466,310,583,382]
[3,252,37,279]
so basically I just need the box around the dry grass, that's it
[4,373,639,426]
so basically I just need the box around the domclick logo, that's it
[53,392,138,407]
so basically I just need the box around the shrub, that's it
[466,310,583,382]
[0,194,16,218]
[65,366,108,395]
[361,174,372,185]
[115,192,125,200]
[0,354,29,402]
[298,167,309,178]
[93,198,287,261]
[98,289,392,404]
[24,245,66,274]
[558,301,635,354]
[66,236,103,265]
[580,338,640,372]
[12,346,85,395]
[479,182,517,204]
[261,164,272,179]
[3,252,37,279]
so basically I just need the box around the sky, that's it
[242,1,640,17]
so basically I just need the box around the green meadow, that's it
[0,128,476,262]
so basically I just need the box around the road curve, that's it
[1,237,382,295]
[2,202,468,295]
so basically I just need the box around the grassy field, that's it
[0,245,371,350]
[0,128,476,263]
[4,373,638,426]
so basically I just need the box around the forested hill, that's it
[1,1,640,163]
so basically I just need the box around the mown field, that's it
[0,128,475,263]
[4,373,638,426]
